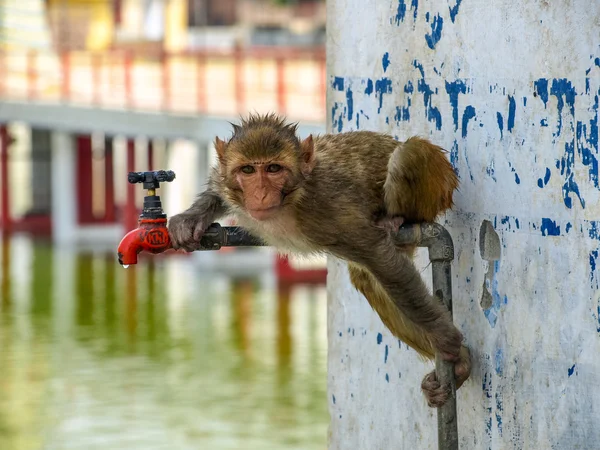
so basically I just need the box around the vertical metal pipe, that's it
[393,223,458,450]
[432,259,458,450]
[424,224,458,450]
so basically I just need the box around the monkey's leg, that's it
[383,137,458,223]
[348,262,470,407]
[348,261,435,358]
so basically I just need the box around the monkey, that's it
[168,113,471,407]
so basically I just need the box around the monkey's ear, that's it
[215,137,227,162]
[300,135,315,175]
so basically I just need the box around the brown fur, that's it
[168,113,471,407]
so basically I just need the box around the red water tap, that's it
[117,170,175,266]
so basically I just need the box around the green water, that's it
[0,236,328,450]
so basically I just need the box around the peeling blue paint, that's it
[384,345,389,363]
[394,102,411,123]
[497,112,504,139]
[346,88,354,121]
[377,333,383,345]
[332,77,344,91]
[375,78,393,113]
[411,0,418,20]
[446,80,467,131]
[482,370,492,399]
[537,167,551,188]
[461,105,476,138]
[495,348,504,376]
[541,218,560,236]
[540,118,548,127]
[450,139,459,174]
[332,394,336,404]
[385,373,389,383]
[576,94,599,189]
[448,0,462,23]
[507,95,516,132]
[331,103,343,133]
[486,160,496,182]
[561,142,585,209]
[534,78,549,107]
[590,250,598,287]
[394,0,407,24]
[382,53,390,73]
[425,14,443,49]
[514,172,520,184]
[550,78,577,135]
[568,364,576,377]
[484,260,508,328]
[414,60,442,130]
[496,392,504,436]
[591,222,600,241]
[364,79,373,95]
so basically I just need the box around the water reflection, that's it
[0,235,328,450]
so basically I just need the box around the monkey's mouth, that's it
[248,206,281,221]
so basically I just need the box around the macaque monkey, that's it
[168,114,471,407]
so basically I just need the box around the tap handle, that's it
[128,170,176,190]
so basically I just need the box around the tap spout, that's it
[117,218,172,266]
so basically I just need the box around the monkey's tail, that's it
[383,137,458,223]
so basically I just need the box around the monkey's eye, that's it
[240,165,255,174]
[266,164,283,173]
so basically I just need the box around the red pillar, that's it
[124,138,137,231]
[0,126,11,231]
[75,135,94,224]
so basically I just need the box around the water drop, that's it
[122,265,129,269]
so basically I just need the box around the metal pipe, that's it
[203,222,458,449]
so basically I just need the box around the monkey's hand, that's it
[168,211,211,252]
[168,191,227,252]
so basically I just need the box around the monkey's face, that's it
[214,114,316,221]
[233,161,294,220]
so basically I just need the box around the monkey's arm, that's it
[168,189,228,251]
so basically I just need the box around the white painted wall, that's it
[326,1,600,448]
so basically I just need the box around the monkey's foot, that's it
[421,345,472,408]
[421,371,450,408]
[374,215,405,233]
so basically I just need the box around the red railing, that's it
[0,46,327,123]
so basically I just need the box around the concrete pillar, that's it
[164,138,201,217]
[50,131,77,245]
[327,1,600,448]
